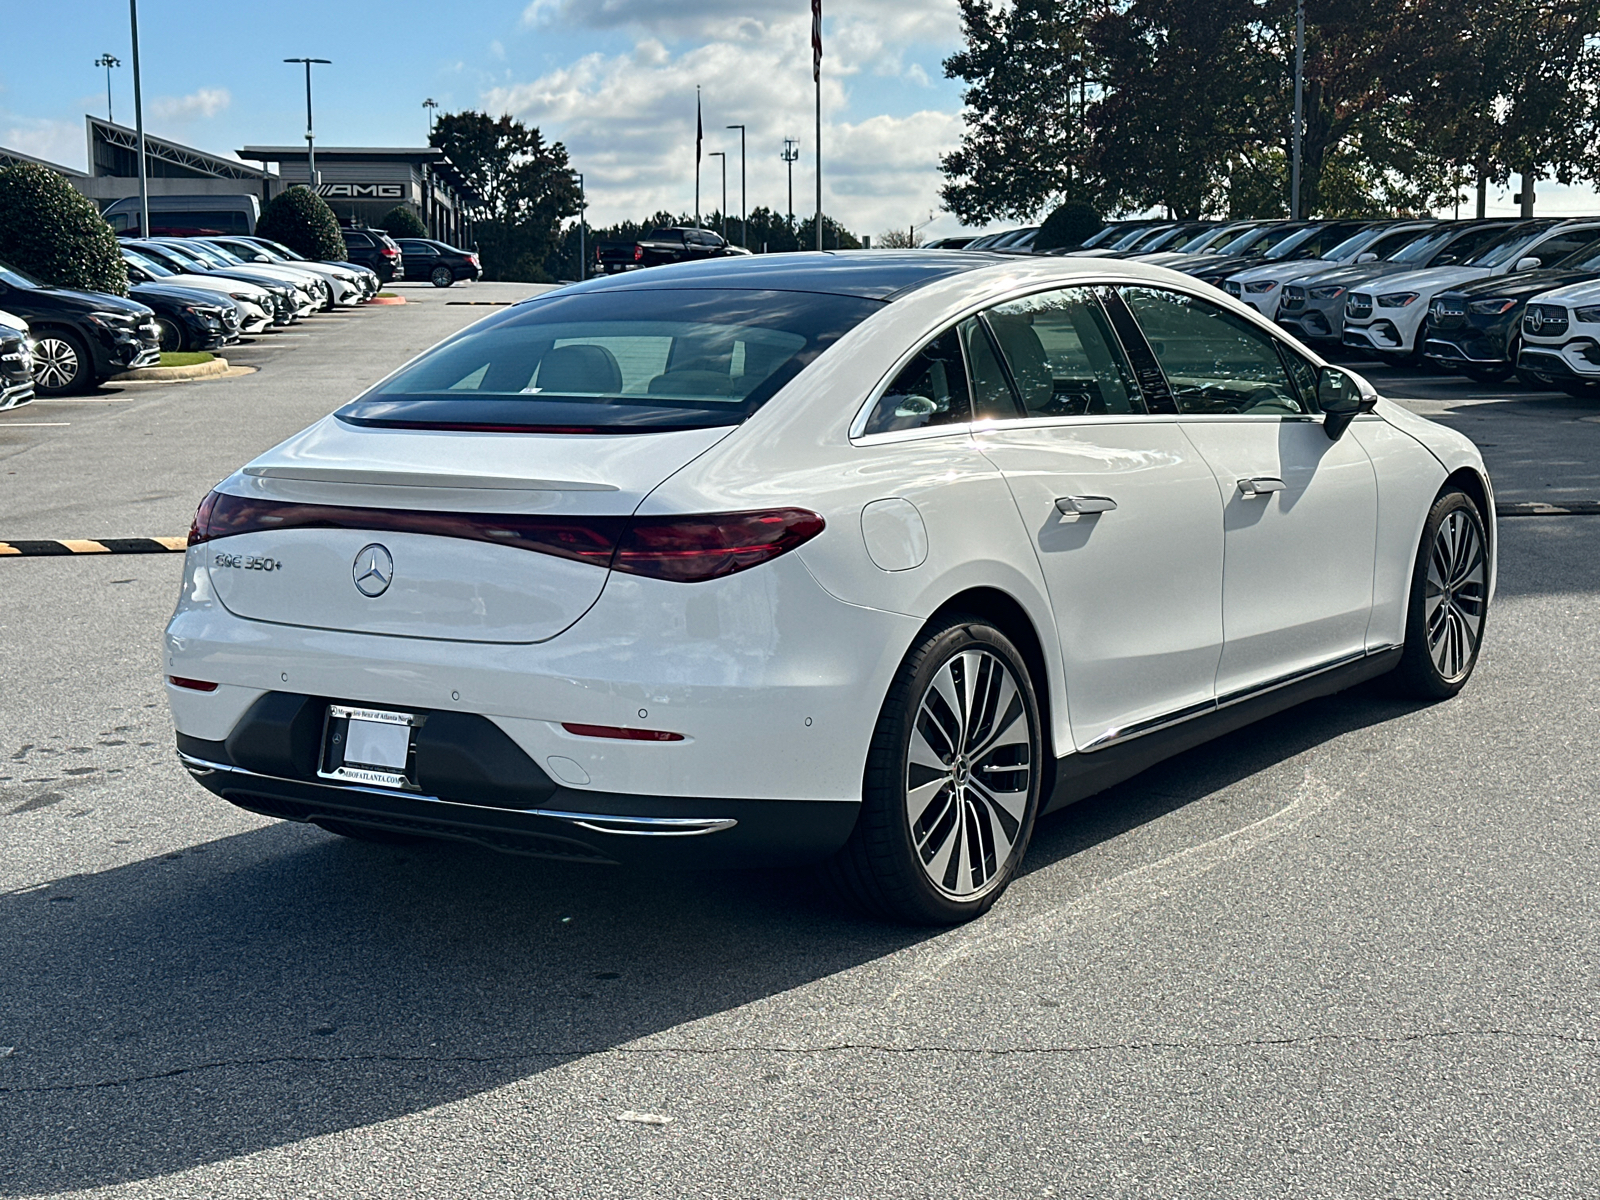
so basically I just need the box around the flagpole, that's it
[695,86,702,230]
[813,0,823,251]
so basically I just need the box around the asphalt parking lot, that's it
[2,289,1598,1198]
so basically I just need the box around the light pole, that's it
[575,172,586,281]
[128,1,148,239]
[423,98,439,142]
[709,151,727,240]
[781,137,799,233]
[284,57,332,189]
[725,124,746,247]
[95,54,120,123]
[1290,0,1304,219]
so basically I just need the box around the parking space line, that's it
[0,537,187,557]
[1499,502,1600,517]
[0,422,70,427]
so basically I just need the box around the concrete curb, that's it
[368,296,406,306]
[113,357,231,382]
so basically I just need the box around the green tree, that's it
[430,111,579,281]
[379,205,427,239]
[1034,199,1102,250]
[940,0,1099,223]
[0,164,128,295]
[256,186,347,261]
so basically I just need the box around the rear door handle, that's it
[1236,477,1287,498]
[1055,495,1118,515]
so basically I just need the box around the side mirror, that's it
[1355,252,1378,263]
[1515,256,1542,271]
[1318,365,1377,441]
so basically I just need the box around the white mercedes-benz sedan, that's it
[165,252,1494,924]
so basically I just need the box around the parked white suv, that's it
[1518,277,1600,395]
[1342,220,1600,361]
[1224,221,1437,317]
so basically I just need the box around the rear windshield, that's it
[339,287,884,432]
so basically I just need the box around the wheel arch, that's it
[924,586,1059,764]
[1443,466,1495,593]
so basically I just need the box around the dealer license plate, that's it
[318,705,419,790]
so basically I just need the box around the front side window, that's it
[862,327,972,436]
[985,288,1144,417]
[1120,287,1308,416]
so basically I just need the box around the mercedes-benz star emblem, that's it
[352,544,394,597]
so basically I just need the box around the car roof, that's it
[548,250,1016,301]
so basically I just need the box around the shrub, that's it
[1035,200,1103,252]
[379,205,427,240]
[0,164,129,296]
[256,186,347,261]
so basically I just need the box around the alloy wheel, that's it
[33,337,80,391]
[1425,509,1487,683]
[905,648,1034,899]
[156,318,183,353]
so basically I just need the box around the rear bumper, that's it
[176,705,859,867]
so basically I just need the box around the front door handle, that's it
[1236,477,1287,498]
[1055,495,1118,515]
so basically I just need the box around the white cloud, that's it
[489,1,966,235]
[150,88,231,122]
[0,115,85,171]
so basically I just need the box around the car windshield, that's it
[257,239,306,260]
[188,242,247,266]
[1218,224,1302,255]
[342,287,884,432]
[1468,225,1558,268]
[0,261,41,289]
[1557,241,1600,271]
[1111,225,1165,251]
[220,240,276,260]
[135,244,206,272]
[1323,226,1393,261]
[1262,223,1363,261]
[123,250,177,278]
[1178,225,1244,252]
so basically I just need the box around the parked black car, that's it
[396,239,481,287]
[634,227,751,268]
[339,228,404,283]
[129,282,240,353]
[1425,233,1600,382]
[0,310,33,410]
[0,260,159,395]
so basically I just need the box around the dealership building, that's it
[0,117,480,247]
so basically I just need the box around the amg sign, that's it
[316,183,406,200]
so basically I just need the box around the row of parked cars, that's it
[947,216,1600,396]
[0,222,482,406]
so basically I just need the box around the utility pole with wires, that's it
[725,124,746,247]
[95,54,120,124]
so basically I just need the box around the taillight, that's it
[612,509,824,583]
[188,489,221,546]
[185,492,625,565]
[380,247,399,258]
[633,245,643,262]
[186,492,823,582]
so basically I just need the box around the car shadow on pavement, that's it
[0,682,1427,1193]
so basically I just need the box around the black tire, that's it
[1390,488,1489,700]
[828,615,1043,925]
[430,265,455,288]
[312,818,433,846]
[31,329,94,396]
[154,317,184,353]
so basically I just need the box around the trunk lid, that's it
[205,416,731,643]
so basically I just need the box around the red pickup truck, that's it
[595,226,752,274]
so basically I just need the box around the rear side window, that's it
[344,287,883,433]
[862,328,971,435]
[343,231,372,248]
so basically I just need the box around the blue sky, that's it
[3,2,1592,237]
[0,0,978,239]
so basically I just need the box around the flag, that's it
[696,90,703,163]
[811,0,822,83]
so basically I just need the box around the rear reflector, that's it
[187,491,823,582]
[167,676,218,692]
[562,723,684,742]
